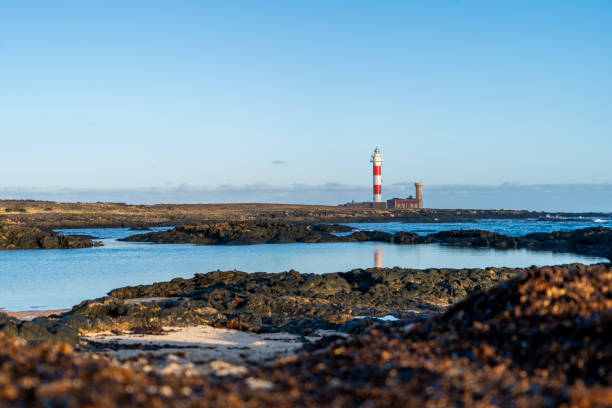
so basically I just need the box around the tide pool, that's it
[0,224,606,311]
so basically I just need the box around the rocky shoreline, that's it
[0,263,609,407]
[3,218,611,263]
[0,225,99,250]
[0,205,610,406]
[121,221,612,260]
[0,265,524,344]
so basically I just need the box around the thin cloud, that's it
[271,160,287,165]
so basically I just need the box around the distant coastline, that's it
[1,199,611,229]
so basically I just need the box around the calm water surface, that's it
[343,218,612,236]
[0,221,608,311]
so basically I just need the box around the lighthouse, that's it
[370,147,383,203]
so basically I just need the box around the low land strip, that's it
[1,199,607,229]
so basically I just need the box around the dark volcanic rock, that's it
[254,263,612,407]
[121,221,612,261]
[0,312,78,344]
[430,229,527,248]
[33,266,522,342]
[524,227,612,259]
[128,226,152,231]
[431,226,612,260]
[120,221,432,246]
[0,264,610,407]
[415,263,612,382]
[0,225,98,250]
[121,221,341,245]
[310,223,355,233]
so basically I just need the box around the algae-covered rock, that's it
[0,264,610,407]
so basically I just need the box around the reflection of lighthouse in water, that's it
[374,248,383,268]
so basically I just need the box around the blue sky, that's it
[1,1,611,209]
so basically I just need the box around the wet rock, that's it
[431,227,612,260]
[121,222,340,245]
[297,273,352,296]
[0,224,98,250]
[0,313,19,338]
[26,266,522,343]
[120,221,434,246]
[120,221,612,261]
[431,229,526,248]
[0,312,79,344]
[390,231,431,244]
[310,224,355,233]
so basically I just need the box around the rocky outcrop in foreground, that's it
[122,221,612,260]
[6,265,523,343]
[0,312,78,344]
[0,225,98,250]
[0,263,610,407]
[259,263,612,407]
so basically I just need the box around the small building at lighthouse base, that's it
[387,183,424,209]
[386,197,420,209]
[340,182,425,209]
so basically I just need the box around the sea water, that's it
[0,220,608,311]
[342,218,612,236]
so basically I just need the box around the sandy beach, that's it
[83,325,342,376]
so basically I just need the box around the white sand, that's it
[84,325,342,377]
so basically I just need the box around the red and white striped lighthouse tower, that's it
[370,147,383,203]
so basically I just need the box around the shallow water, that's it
[0,223,607,311]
